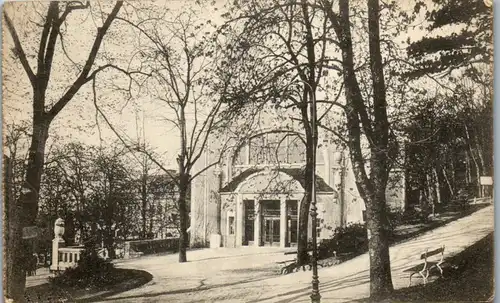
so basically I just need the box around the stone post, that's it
[254,199,260,247]
[210,165,223,249]
[50,218,65,271]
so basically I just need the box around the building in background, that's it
[189,114,406,248]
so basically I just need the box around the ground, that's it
[25,203,493,302]
[105,204,495,302]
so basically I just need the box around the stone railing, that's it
[51,246,85,271]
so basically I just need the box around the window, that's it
[228,216,235,235]
[288,136,306,164]
[235,133,306,166]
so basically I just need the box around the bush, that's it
[50,242,117,289]
[318,223,368,259]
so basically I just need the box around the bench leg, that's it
[437,263,444,277]
[420,269,429,285]
[409,272,417,287]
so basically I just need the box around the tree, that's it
[94,6,240,262]
[406,0,493,81]
[3,2,124,299]
[85,146,137,259]
[219,0,345,268]
[321,0,398,297]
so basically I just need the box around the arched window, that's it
[233,132,306,166]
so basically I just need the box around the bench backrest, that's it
[420,245,445,260]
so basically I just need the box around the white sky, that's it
[2,0,472,170]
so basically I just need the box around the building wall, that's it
[189,124,405,247]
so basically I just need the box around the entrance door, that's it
[263,218,280,246]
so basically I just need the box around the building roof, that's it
[220,167,334,193]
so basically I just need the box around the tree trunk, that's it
[365,185,393,299]
[177,173,190,263]
[5,119,49,302]
[296,120,315,266]
[426,172,436,216]
[141,174,147,238]
[103,230,116,259]
[216,174,222,235]
[442,167,454,198]
[433,168,441,206]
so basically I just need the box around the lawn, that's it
[359,232,494,302]
[24,268,152,303]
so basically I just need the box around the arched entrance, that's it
[233,169,304,248]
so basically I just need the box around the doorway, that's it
[263,218,280,246]
[261,200,280,247]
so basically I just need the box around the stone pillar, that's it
[254,199,260,247]
[50,218,65,272]
[210,166,223,249]
[235,195,243,247]
[280,197,287,248]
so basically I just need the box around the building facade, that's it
[189,123,405,248]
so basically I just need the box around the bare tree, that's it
[321,0,399,297]
[93,7,242,262]
[3,1,125,299]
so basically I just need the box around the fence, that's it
[52,246,85,271]
[124,237,179,259]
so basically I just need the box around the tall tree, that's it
[3,2,123,299]
[322,0,398,298]
[220,0,344,267]
[94,7,239,262]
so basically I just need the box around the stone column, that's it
[280,196,287,248]
[254,199,260,247]
[235,195,243,247]
[50,218,65,272]
[210,165,223,249]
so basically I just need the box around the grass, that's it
[24,268,153,303]
[358,232,494,303]
[389,203,490,245]
[313,203,490,266]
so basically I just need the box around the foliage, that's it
[49,242,115,289]
[406,0,492,79]
[318,223,368,259]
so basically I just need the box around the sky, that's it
[1,0,490,171]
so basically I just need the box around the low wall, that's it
[124,237,179,259]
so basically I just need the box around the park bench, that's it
[404,245,445,286]
[278,249,333,274]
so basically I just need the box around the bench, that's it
[404,245,445,286]
[278,249,329,274]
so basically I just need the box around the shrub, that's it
[318,223,368,259]
[50,241,117,289]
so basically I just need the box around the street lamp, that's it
[307,81,321,303]
[281,79,321,302]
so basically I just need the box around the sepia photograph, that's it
[1,0,494,302]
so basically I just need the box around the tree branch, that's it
[3,10,36,85]
[47,1,123,120]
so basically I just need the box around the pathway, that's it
[99,204,493,303]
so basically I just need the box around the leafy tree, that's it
[84,146,137,259]
[406,0,493,81]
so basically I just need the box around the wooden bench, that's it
[404,245,445,286]
[278,249,329,274]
